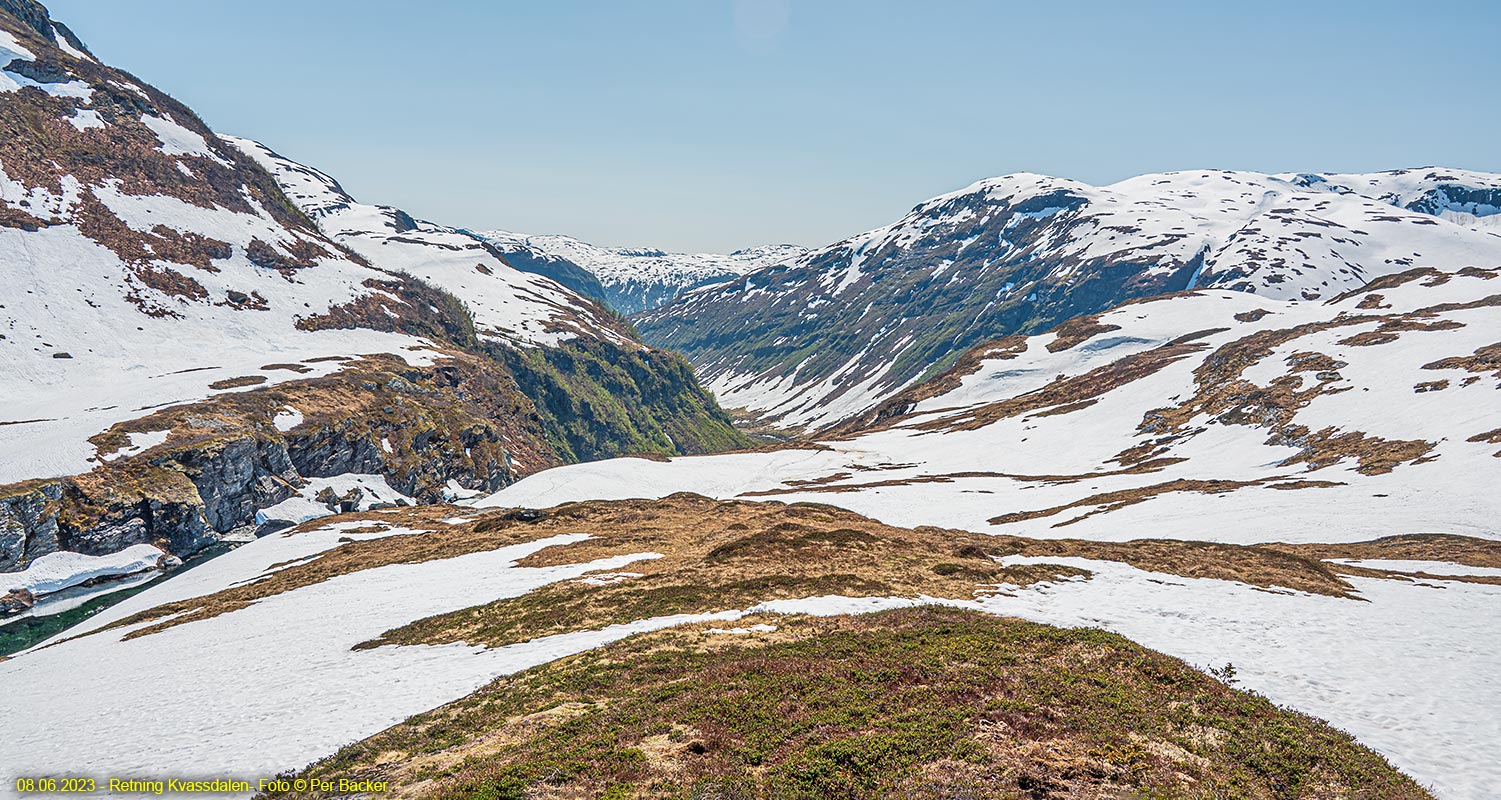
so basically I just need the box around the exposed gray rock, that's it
[0,0,53,39]
[287,425,386,478]
[173,437,299,532]
[1,588,35,616]
[337,487,364,513]
[60,499,214,559]
[0,483,62,571]
[5,56,68,83]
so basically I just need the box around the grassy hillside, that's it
[265,606,1429,800]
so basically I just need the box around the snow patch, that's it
[4,544,165,596]
[1326,559,1501,578]
[96,430,170,462]
[256,474,413,525]
[272,407,304,433]
[64,108,104,131]
[139,114,228,164]
[705,623,778,635]
[0,529,684,785]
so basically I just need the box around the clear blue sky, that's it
[44,0,1501,252]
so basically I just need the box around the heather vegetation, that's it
[267,608,1431,800]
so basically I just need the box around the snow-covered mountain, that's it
[0,0,741,585]
[499,264,1501,550]
[637,168,1501,430]
[2,3,1495,797]
[478,229,806,314]
[222,138,633,348]
[476,263,1501,798]
[7,264,1492,798]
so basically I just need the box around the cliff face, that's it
[0,1,745,574]
[2,355,519,568]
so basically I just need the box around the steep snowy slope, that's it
[637,168,1501,430]
[479,229,806,314]
[224,138,632,347]
[0,2,432,485]
[0,0,743,587]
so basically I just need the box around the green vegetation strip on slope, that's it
[264,607,1430,800]
[494,337,746,463]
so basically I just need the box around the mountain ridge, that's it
[478,229,807,315]
[0,2,744,580]
[637,166,1501,431]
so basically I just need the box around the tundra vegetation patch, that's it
[351,494,1401,651]
[264,607,1431,800]
[72,494,1474,648]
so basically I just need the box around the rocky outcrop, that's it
[61,496,213,561]
[286,426,385,480]
[0,483,62,571]
[176,437,300,532]
[1404,183,1501,218]
[0,320,750,573]
[0,587,35,615]
[0,0,51,39]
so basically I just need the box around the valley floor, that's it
[0,496,1495,799]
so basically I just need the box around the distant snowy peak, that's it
[224,137,634,349]
[480,231,804,284]
[477,230,808,315]
[638,166,1501,431]
[808,166,1501,303]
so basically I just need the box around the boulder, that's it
[0,588,35,616]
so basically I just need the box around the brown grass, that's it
[1423,340,1501,379]
[1269,534,1501,569]
[353,496,1392,653]
[354,495,1085,650]
[986,476,1346,528]
[208,375,269,390]
[1125,307,1448,475]
[742,458,1189,497]
[1266,535,1501,588]
[1339,317,1464,347]
[74,505,558,643]
[67,496,1492,654]
[1044,314,1121,352]
[824,335,1029,435]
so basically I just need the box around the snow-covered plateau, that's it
[493,268,1501,545]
